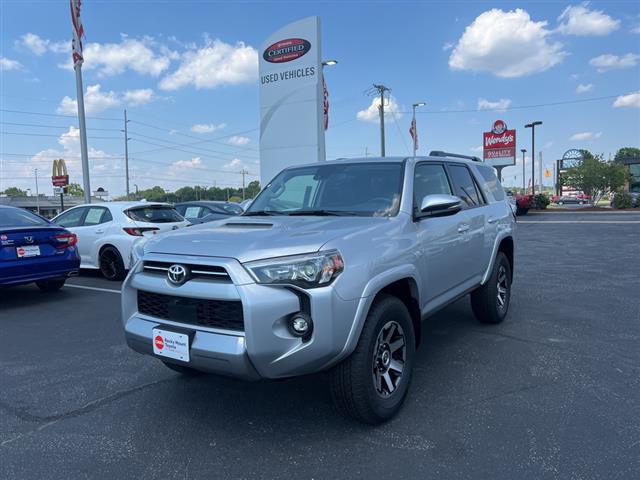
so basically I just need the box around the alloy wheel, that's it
[372,321,406,397]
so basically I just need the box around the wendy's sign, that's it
[483,120,516,167]
[263,38,311,63]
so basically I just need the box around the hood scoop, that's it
[222,222,273,229]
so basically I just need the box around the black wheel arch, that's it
[371,278,421,348]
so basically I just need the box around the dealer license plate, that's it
[16,245,40,258]
[152,328,190,362]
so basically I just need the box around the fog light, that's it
[290,314,312,337]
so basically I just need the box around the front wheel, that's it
[36,278,66,292]
[99,246,126,281]
[470,252,512,324]
[330,294,415,424]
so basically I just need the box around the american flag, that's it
[70,0,84,68]
[409,117,418,151]
[323,77,329,131]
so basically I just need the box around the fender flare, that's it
[481,232,514,285]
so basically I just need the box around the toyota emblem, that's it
[167,264,189,285]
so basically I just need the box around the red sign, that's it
[483,120,516,167]
[154,335,164,350]
[52,175,69,187]
[263,38,311,63]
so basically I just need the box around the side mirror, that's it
[419,194,462,218]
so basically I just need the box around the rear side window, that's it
[477,165,505,201]
[54,207,86,228]
[83,207,113,226]
[126,206,184,223]
[447,165,484,208]
[182,206,203,219]
[0,208,48,227]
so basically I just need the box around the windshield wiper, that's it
[286,210,355,216]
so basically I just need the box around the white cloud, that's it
[356,96,403,123]
[449,8,566,78]
[0,57,23,71]
[613,92,640,108]
[470,146,483,153]
[159,38,258,90]
[57,84,121,115]
[190,123,226,134]
[223,158,244,171]
[576,83,594,94]
[123,88,155,106]
[632,25,640,34]
[477,98,512,111]
[557,3,620,36]
[589,53,639,72]
[227,135,250,146]
[442,42,454,51]
[570,131,601,141]
[171,157,202,169]
[19,33,49,55]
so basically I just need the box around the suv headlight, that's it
[243,250,344,288]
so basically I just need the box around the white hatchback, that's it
[52,201,189,280]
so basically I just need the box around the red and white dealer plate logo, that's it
[154,335,164,350]
[17,247,26,256]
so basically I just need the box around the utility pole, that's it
[34,168,40,215]
[521,149,526,193]
[372,84,391,157]
[240,169,249,200]
[123,109,131,199]
[525,121,542,195]
[539,151,543,193]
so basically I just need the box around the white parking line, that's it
[65,284,121,294]
[519,220,640,224]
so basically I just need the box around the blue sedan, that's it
[1,205,80,291]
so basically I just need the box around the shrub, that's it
[612,192,633,209]
[533,193,550,209]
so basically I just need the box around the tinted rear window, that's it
[0,208,49,227]
[126,206,184,223]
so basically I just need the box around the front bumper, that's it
[122,253,361,379]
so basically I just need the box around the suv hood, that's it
[145,216,389,263]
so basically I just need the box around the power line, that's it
[0,131,121,140]
[0,108,121,121]
[0,121,121,132]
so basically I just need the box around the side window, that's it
[183,206,202,219]
[270,174,319,210]
[83,207,112,226]
[476,165,505,201]
[54,207,85,228]
[413,164,452,208]
[448,165,485,208]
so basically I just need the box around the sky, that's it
[1,0,639,197]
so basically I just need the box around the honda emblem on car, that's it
[167,264,189,285]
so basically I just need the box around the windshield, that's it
[0,208,49,228]
[246,162,404,217]
[126,206,184,223]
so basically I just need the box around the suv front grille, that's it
[143,261,231,283]
[137,290,244,331]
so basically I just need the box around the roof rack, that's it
[429,151,482,162]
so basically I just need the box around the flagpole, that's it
[75,64,91,204]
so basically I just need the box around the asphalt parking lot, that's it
[1,211,639,479]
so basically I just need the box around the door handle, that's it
[95,229,105,234]
[487,217,498,224]
[457,224,469,233]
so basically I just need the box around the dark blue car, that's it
[1,205,80,291]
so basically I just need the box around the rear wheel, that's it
[99,246,126,281]
[35,278,66,292]
[471,252,512,324]
[330,294,415,424]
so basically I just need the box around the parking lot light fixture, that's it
[525,121,542,195]
[521,149,527,193]
[322,60,338,67]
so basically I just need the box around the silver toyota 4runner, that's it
[122,154,516,424]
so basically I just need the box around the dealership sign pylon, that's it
[259,17,325,185]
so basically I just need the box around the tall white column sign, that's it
[259,16,325,185]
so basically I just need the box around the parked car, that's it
[554,196,588,205]
[122,154,516,424]
[52,202,189,281]
[175,201,243,224]
[1,205,79,290]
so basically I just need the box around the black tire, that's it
[35,278,66,292]
[471,252,512,324]
[99,246,126,281]
[162,361,201,376]
[330,294,416,425]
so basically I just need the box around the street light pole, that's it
[411,102,426,158]
[525,121,542,195]
[520,149,527,193]
[34,168,40,215]
[123,109,131,199]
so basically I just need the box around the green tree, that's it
[614,147,640,163]
[2,186,28,196]
[244,180,261,199]
[66,183,84,196]
[564,152,628,206]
